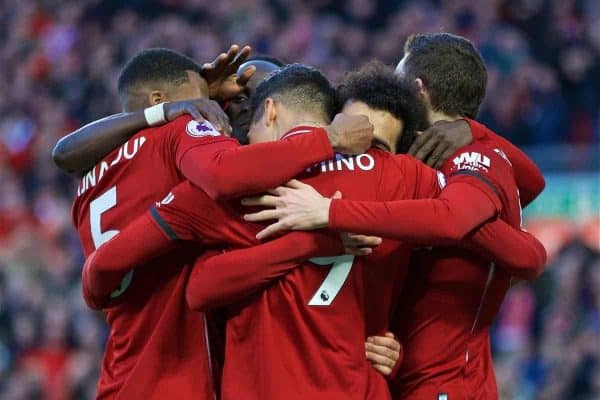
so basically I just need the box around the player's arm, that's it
[53,45,252,174]
[465,119,545,206]
[465,219,547,280]
[185,231,344,311]
[407,119,544,206]
[81,181,239,309]
[244,148,506,243]
[81,212,177,309]
[174,113,374,200]
[52,99,230,174]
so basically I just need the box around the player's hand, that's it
[242,180,332,240]
[164,98,231,135]
[201,44,255,101]
[366,332,403,376]
[325,113,374,155]
[409,119,473,169]
[215,69,256,102]
[340,231,382,256]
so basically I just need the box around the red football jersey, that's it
[72,116,334,399]
[72,117,216,400]
[390,138,523,400]
[150,145,442,400]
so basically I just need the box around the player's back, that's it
[72,119,213,399]
[391,138,522,400]
[221,149,439,400]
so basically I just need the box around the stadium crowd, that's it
[0,0,598,398]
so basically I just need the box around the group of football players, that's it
[52,32,547,400]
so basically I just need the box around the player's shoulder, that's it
[374,150,428,172]
[444,139,512,170]
[142,115,194,136]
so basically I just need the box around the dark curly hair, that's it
[337,61,428,154]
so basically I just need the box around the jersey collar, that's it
[280,126,322,140]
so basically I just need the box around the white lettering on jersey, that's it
[77,136,147,197]
[452,151,490,173]
[437,171,447,189]
[306,153,376,174]
[186,120,221,138]
[493,148,512,166]
[155,192,175,207]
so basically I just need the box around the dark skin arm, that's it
[52,45,253,174]
[408,119,545,206]
[52,99,230,174]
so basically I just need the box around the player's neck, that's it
[277,116,326,139]
[428,109,462,125]
[289,116,326,128]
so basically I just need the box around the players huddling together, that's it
[53,33,547,400]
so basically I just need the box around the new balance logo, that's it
[453,151,490,172]
[493,148,512,165]
[156,192,175,207]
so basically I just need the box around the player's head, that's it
[227,56,285,144]
[117,48,208,112]
[396,33,487,121]
[248,64,337,144]
[338,61,428,154]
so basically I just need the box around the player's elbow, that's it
[439,222,471,242]
[81,264,107,310]
[185,282,215,312]
[520,172,546,207]
[506,246,547,281]
[528,243,548,279]
[52,139,76,173]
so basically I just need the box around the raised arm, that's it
[52,99,230,173]
[185,231,343,311]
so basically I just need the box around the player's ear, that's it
[264,98,277,127]
[149,90,167,106]
[414,78,432,108]
[414,78,426,97]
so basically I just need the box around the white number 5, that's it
[89,186,132,298]
[308,255,355,306]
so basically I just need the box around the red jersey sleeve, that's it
[329,146,513,242]
[185,231,344,311]
[167,116,334,200]
[464,219,547,280]
[465,118,545,206]
[376,154,443,201]
[149,180,258,248]
[81,212,178,309]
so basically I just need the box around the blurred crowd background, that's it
[0,0,598,399]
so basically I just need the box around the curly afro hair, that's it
[337,61,428,153]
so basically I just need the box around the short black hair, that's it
[251,64,338,123]
[403,33,487,119]
[117,48,202,102]
[338,61,428,154]
[247,54,286,67]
